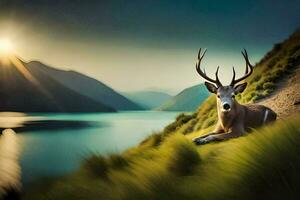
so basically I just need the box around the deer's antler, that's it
[230,49,254,86]
[196,48,222,87]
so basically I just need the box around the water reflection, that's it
[0,129,21,197]
[0,112,98,197]
[0,112,98,133]
[0,112,43,129]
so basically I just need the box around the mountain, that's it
[0,58,115,112]
[123,91,172,109]
[26,61,143,111]
[157,84,210,111]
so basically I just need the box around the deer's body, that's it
[193,49,277,145]
[211,103,276,139]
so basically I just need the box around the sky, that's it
[0,0,299,94]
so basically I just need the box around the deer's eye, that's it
[232,94,235,98]
[217,95,220,98]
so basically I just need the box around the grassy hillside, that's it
[23,29,300,199]
[157,83,209,111]
[24,115,300,200]
[164,28,300,135]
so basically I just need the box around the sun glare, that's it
[0,38,14,54]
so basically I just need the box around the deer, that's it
[193,49,277,145]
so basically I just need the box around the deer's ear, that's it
[234,82,247,94]
[204,82,218,94]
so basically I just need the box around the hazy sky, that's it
[0,0,299,94]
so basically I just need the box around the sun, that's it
[0,38,14,66]
[0,38,14,54]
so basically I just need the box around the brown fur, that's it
[193,48,277,144]
[194,99,277,144]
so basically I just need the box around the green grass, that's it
[165,135,201,175]
[139,132,163,148]
[162,112,197,135]
[24,115,300,200]
[108,154,129,170]
[200,117,300,200]
[82,155,109,178]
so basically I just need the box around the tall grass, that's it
[24,115,300,200]
[83,155,109,178]
[165,135,201,175]
[200,117,300,200]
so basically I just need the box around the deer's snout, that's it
[218,96,233,112]
[223,103,231,110]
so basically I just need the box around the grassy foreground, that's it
[24,115,300,200]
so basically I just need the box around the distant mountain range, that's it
[123,91,172,109]
[157,84,209,111]
[27,61,143,111]
[0,57,142,112]
[0,55,210,113]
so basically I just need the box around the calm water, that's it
[0,111,179,185]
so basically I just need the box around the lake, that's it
[0,111,179,186]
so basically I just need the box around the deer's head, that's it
[196,49,253,113]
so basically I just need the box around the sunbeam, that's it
[8,55,55,101]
